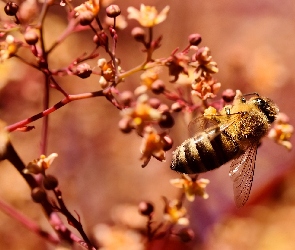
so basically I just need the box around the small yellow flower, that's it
[24,153,58,174]
[127,4,170,27]
[203,106,217,118]
[121,94,161,128]
[268,113,293,150]
[74,0,100,17]
[97,58,122,88]
[140,67,161,88]
[170,174,210,201]
[163,197,189,225]
[0,35,20,62]
[140,126,166,167]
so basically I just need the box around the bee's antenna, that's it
[242,92,260,97]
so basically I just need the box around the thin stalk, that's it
[0,197,60,244]
[41,75,50,155]
[6,90,104,132]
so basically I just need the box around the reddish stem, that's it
[6,90,104,132]
[0,197,60,244]
[41,75,50,155]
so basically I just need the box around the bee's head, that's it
[252,96,279,124]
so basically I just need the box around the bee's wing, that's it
[229,144,258,207]
[188,116,216,137]
[188,113,241,137]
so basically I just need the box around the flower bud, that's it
[131,27,146,42]
[0,120,9,161]
[158,104,169,113]
[79,10,94,26]
[148,98,161,109]
[93,31,109,47]
[222,89,235,102]
[188,33,202,46]
[151,79,165,94]
[177,228,195,242]
[31,187,47,203]
[106,5,121,18]
[99,76,109,89]
[4,2,19,16]
[120,91,133,106]
[24,29,39,45]
[43,175,58,190]
[75,63,92,79]
[162,135,173,151]
[159,111,174,128]
[118,117,133,133]
[171,102,183,112]
[138,201,154,216]
[38,58,48,69]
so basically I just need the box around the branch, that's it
[0,197,60,245]
[2,142,97,249]
[6,90,104,132]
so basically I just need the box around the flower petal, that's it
[155,6,170,25]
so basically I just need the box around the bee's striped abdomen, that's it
[171,128,239,174]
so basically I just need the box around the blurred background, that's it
[0,0,295,249]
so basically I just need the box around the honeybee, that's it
[171,90,279,207]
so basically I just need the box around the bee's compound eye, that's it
[255,98,265,107]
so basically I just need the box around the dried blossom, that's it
[165,52,190,82]
[127,4,170,27]
[170,174,210,201]
[140,126,166,167]
[24,153,58,174]
[163,197,189,225]
[191,76,221,100]
[175,67,196,85]
[194,46,219,77]
[268,113,293,150]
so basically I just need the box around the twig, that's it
[53,189,94,247]
[41,74,50,155]
[6,90,104,132]
[0,197,60,244]
[3,142,97,249]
